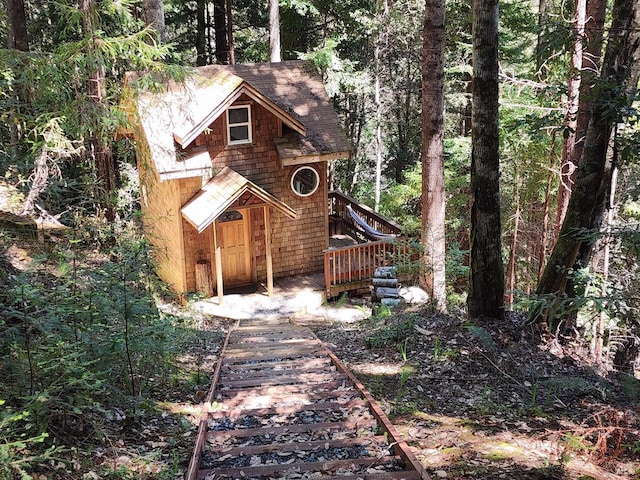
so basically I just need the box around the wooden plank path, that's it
[185,318,429,480]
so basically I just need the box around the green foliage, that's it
[0,399,58,480]
[621,373,640,403]
[0,219,186,477]
[365,309,416,349]
[378,164,421,235]
[432,337,460,361]
[398,338,409,362]
[463,324,498,352]
[0,0,179,218]
[433,337,442,360]
[531,376,609,406]
[562,432,594,455]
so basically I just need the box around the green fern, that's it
[463,325,498,352]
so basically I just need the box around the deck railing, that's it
[328,191,402,236]
[324,237,418,298]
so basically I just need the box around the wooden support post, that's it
[264,206,274,297]
[213,221,224,305]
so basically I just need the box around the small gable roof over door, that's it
[181,167,297,234]
[123,60,350,181]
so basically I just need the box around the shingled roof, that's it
[125,60,350,181]
[181,166,297,233]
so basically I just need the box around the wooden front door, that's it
[217,211,252,286]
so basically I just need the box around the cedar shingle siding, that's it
[123,61,348,295]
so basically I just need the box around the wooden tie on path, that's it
[186,318,429,480]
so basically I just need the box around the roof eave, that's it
[279,150,351,167]
[180,167,298,233]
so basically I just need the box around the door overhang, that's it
[180,166,297,233]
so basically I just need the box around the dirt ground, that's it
[311,301,640,480]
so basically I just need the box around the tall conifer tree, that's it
[421,0,447,311]
[468,0,505,320]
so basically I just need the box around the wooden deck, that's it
[193,232,415,318]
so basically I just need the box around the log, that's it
[374,266,397,279]
[195,260,214,297]
[376,287,400,299]
[372,277,398,288]
[381,298,401,307]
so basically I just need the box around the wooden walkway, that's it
[186,319,429,480]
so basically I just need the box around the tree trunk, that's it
[5,0,28,50]
[421,0,447,312]
[535,0,548,71]
[268,0,281,62]
[539,131,558,281]
[142,0,166,44]
[595,165,617,363]
[81,0,117,221]
[554,0,586,236]
[213,0,229,63]
[506,166,521,309]
[525,203,537,294]
[558,0,608,332]
[574,0,607,171]
[467,0,504,320]
[4,0,28,163]
[374,47,382,212]
[533,0,640,328]
[196,0,207,66]
[374,0,389,212]
[226,0,235,64]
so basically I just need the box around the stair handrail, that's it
[328,191,402,236]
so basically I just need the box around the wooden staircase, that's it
[185,318,430,480]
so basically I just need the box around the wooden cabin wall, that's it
[137,148,188,293]
[179,176,213,291]
[271,162,328,276]
[192,96,329,281]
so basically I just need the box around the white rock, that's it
[399,286,429,304]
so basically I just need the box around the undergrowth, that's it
[0,219,193,479]
[364,306,416,349]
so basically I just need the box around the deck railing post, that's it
[324,250,331,297]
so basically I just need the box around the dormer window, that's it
[226,105,252,145]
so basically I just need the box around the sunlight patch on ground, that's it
[481,441,524,460]
[156,401,201,422]
[6,245,34,270]
[91,452,169,478]
[350,361,407,376]
[399,412,562,471]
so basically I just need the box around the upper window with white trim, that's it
[226,105,252,145]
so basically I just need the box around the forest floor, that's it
[311,302,640,480]
[118,296,640,480]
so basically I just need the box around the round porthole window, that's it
[291,166,320,197]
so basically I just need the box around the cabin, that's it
[122,60,350,300]
[122,60,406,303]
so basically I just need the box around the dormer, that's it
[172,76,305,150]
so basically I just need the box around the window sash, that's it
[227,106,252,145]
